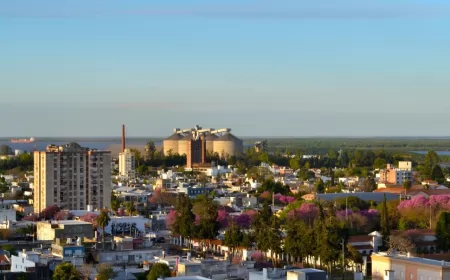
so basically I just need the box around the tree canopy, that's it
[147,263,171,280]
[52,262,82,280]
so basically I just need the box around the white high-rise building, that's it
[33,143,111,213]
[119,148,135,180]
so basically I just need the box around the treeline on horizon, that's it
[1,138,450,175]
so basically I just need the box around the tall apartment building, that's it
[379,161,413,185]
[119,148,135,180]
[186,135,206,168]
[33,143,111,213]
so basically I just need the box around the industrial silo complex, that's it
[163,125,244,157]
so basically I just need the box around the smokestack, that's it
[122,124,126,152]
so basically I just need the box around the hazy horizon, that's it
[2,0,450,137]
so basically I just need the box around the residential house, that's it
[371,252,450,280]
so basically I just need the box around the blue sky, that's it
[1,0,450,137]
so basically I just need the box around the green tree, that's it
[17,273,28,280]
[380,194,390,247]
[423,151,439,179]
[373,158,387,169]
[96,263,117,280]
[259,152,270,163]
[223,220,244,262]
[284,220,310,265]
[147,263,171,280]
[53,262,82,280]
[145,141,156,160]
[110,192,120,212]
[431,165,445,184]
[1,245,15,256]
[313,204,346,273]
[0,145,13,156]
[97,209,111,251]
[258,179,290,195]
[194,196,220,247]
[253,201,270,259]
[124,201,137,216]
[315,179,325,194]
[435,212,450,251]
[267,214,283,265]
[402,180,412,195]
[346,244,363,270]
[172,194,196,247]
[289,157,301,171]
[137,165,148,176]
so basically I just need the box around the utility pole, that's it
[430,203,432,229]
[341,238,345,280]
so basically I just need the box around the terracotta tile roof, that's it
[349,235,372,243]
[374,188,404,194]
[417,190,450,195]
[410,185,426,190]
[0,255,9,264]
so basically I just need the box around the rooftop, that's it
[165,277,212,280]
[373,252,450,267]
[53,220,92,225]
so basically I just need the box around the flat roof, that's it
[373,252,450,267]
[166,277,211,280]
[51,220,92,225]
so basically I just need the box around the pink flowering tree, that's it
[79,213,98,229]
[234,213,252,228]
[40,205,60,220]
[259,191,272,201]
[337,209,379,233]
[165,210,177,229]
[251,250,265,262]
[54,210,73,221]
[279,195,296,205]
[397,195,450,229]
[273,193,283,202]
[243,209,258,223]
[287,203,318,226]
[217,209,229,228]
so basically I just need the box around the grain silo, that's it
[163,126,243,158]
[213,132,243,157]
[163,133,182,155]
[205,134,219,154]
[177,133,193,156]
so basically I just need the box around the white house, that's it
[11,250,39,273]
[0,201,17,227]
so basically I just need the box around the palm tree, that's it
[124,201,136,216]
[96,209,111,251]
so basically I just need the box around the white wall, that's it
[0,208,16,224]
[11,253,36,272]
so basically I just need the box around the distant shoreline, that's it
[2,136,450,142]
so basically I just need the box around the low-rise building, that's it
[51,240,85,266]
[11,249,40,273]
[379,162,413,185]
[371,252,450,280]
[249,268,327,280]
[0,201,17,227]
[37,220,94,241]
